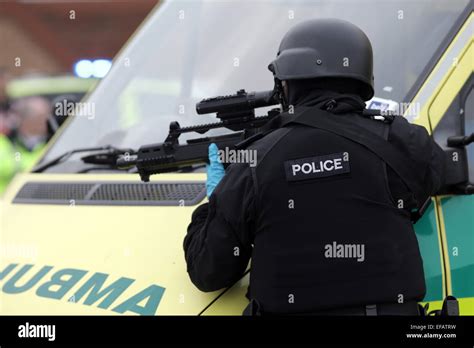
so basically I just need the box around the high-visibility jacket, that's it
[0,134,44,195]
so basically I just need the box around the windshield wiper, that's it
[33,146,134,173]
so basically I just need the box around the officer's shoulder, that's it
[247,127,291,150]
[361,111,428,135]
[387,114,430,138]
[383,115,434,161]
[361,109,401,124]
[237,127,292,170]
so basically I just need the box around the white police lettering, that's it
[285,152,350,182]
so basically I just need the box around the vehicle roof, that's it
[6,75,98,99]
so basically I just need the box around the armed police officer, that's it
[184,19,446,315]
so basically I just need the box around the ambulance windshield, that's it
[41,0,470,172]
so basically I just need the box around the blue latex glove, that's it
[206,143,225,197]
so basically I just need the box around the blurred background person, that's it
[0,0,157,195]
[0,67,13,135]
[0,96,51,194]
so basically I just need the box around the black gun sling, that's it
[280,106,427,213]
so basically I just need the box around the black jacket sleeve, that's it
[183,163,255,292]
[387,117,447,206]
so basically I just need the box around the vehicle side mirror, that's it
[447,133,474,147]
[442,133,474,195]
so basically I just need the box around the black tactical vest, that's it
[247,108,426,314]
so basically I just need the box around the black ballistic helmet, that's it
[269,18,374,100]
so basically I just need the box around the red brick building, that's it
[0,0,158,76]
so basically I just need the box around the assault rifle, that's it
[116,89,280,182]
